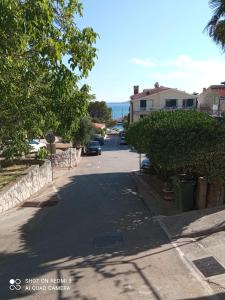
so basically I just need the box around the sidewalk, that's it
[133,171,225,298]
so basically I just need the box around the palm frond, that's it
[206,0,225,49]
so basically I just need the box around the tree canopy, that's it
[0,0,98,158]
[73,116,93,147]
[88,101,112,125]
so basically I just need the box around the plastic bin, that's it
[172,175,195,211]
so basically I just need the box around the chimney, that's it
[154,82,159,88]
[133,85,139,95]
[203,88,206,92]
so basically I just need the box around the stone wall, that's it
[0,160,52,213]
[52,148,82,168]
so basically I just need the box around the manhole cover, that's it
[93,233,124,249]
[193,256,225,277]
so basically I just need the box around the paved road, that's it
[0,135,212,299]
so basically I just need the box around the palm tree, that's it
[206,0,225,50]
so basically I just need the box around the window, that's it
[165,99,177,108]
[183,99,194,107]
[140,100,146,111]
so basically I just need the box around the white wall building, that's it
[130,83,197,123]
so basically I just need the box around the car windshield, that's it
[89,141,100,146]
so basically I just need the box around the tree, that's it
[0,0,98,158]
[122,114,130,130]
[206,0,225,50]
[73,116,93,147]
[126,117,149,154]
[88,101,112,125]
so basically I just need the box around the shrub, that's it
[127,110,225,182]
[36,147,49,160]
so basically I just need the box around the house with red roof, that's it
[198,85,225,115]
[92,122,106,130]
[130,83,197,123]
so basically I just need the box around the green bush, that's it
[127,110,225,182]
[36,147,49,160]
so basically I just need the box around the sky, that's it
[76,0,225,102]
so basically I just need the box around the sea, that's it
[107,101,130,120]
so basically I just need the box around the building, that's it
[197,85,225,115]
[92,123,106,130]
[130,83,197,123]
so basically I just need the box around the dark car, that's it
[93,135,104,146]
[120,136,128,145]
[141,157,151,171]
[86,141,102,155]
[119,131,126,137]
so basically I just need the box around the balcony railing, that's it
[134,106,195,113]
[134,107,157,112]
[139,107,147,111]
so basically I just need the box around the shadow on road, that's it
[0,170,223,299]
[0,171,167,299]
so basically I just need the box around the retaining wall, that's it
[0,160,52,213]
[52,148,82,168]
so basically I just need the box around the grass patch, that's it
[0,164,30,191]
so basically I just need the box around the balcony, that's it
[164,106,195,110]
[140,107,147,111]
[133,106,195,113]
[134,107,158,113]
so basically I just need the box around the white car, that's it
[28,140,47,153]
[2,139,47,155]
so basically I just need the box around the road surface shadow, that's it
[0,171,221,299]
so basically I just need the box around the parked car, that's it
[141,157,151,171]
[86,141,102,155]
[119,131,126,137]
[28,140,47,153]
[120,136,128,145]
[93,134,104,146]
[2,139,46,155]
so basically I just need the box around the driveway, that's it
[0,135,213,299]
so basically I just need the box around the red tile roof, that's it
[209,85,225,97]
[131,86,171,100]
[92,123,106,129]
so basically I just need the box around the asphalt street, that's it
[0,135,213,300]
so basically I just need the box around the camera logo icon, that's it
[9,279,21,291]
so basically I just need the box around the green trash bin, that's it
[172,175,195,211]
